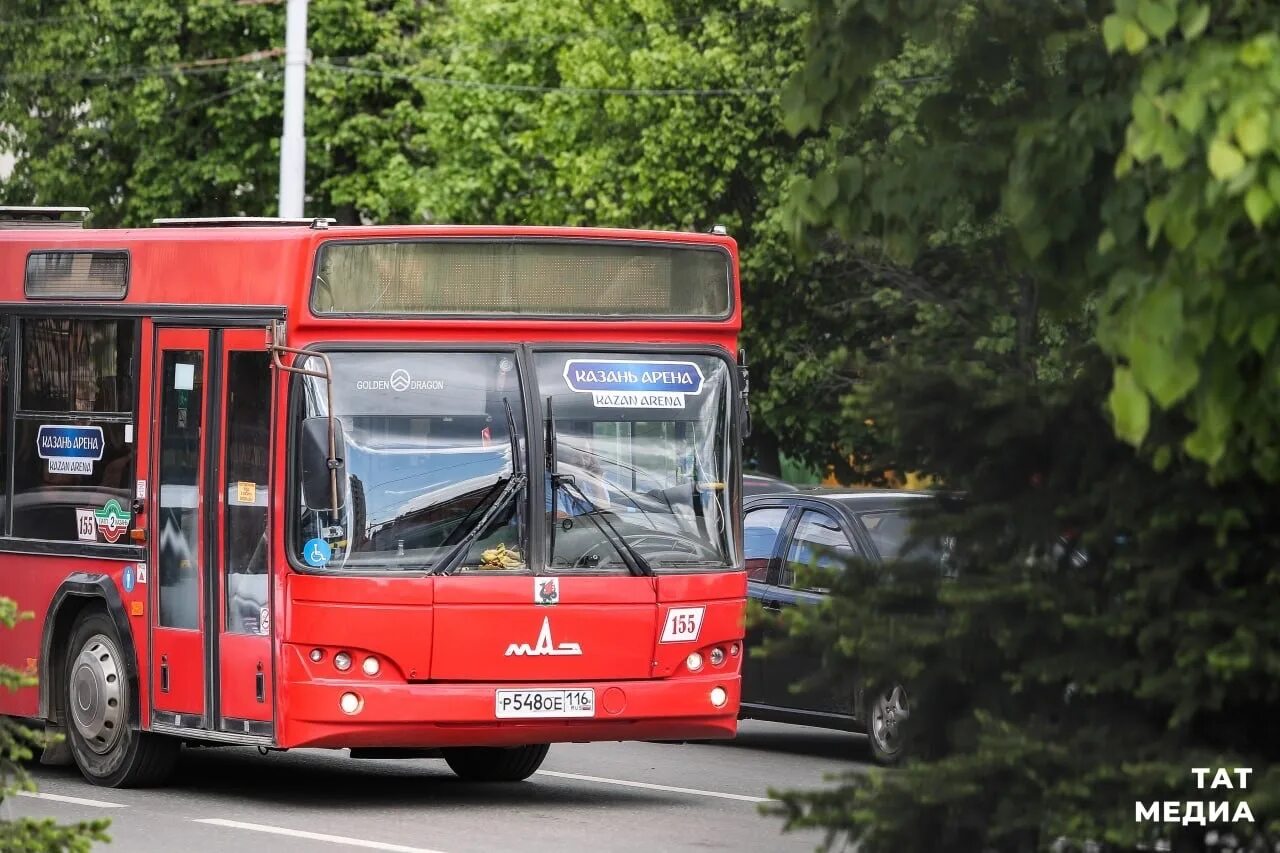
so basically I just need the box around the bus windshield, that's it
[536,351,737,573]
[295,351,526,572]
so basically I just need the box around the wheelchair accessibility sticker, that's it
[303,538,332,567]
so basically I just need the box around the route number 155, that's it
[660,606,705,643]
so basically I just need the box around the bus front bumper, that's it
[278,674,741,749]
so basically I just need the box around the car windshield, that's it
[294,351,527,572]
[535,351,737,572]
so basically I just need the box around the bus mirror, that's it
[301,416,347,511]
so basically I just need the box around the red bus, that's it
[0,207,748,787]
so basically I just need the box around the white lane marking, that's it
[15,791,129,808]
[194,819,448,852]
[536,770,774,803]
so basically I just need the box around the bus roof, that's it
[0,222,740,340]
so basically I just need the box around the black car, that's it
[740,488,942,765]
[741,471,799,497]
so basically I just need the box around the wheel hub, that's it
[870,685,908,753]
[69,633,124,755]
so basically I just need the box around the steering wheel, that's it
[572,531,709,568]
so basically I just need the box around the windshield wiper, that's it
[431,473,527,575]
[432,398,526,576]
[545,396,653,577]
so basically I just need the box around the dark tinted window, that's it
[744,507,787,582]
[0,318,8,532]
[781,510,856,589]
[20,318,134,412]
[158,351,203,628]
[225,352,271,634]
[11,317,137,542]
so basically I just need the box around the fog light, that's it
[710,686,727,707]
[686,652,703,672]
[309,648,324,663]
[709,647,726,666]
[730,642,740,657]
[333,652,352,672]
[340,692,362,715]
[362,656,380,676]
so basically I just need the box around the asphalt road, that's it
[6,720,872,852]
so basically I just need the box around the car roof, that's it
[745,487,934,513]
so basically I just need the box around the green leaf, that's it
[1109,366,1151,446]
[1136,0,1176,41]
[1208,139,1245,181]
[1234,111,1269,158]
[1172,90,1205,133]
[1269,167,1280,204]
[1152,445,1172,471]
[1097,229,1117,254]
[1184,421,1226,465]
[1124,20,1150,54]
[1250,315,1278,354]
[813,171,838,209]
[1181,2,1210,40]
[1244,184,1275,227]
[1102,15,1128,54]
[1239,36,1274,69]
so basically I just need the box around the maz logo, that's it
[504,617,582,656]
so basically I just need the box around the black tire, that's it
[63,609,179,787]
[442,743,550,782]
[863,683,909,767]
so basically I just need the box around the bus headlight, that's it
[333,652,352,672]
[686,652,703,672]
[710,687,727,708]
[340,692,362,714]
[362,656,380,676]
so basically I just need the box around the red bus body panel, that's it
[0,222,745,752]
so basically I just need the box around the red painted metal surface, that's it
[0,222,746,755]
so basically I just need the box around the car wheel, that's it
[864,683,909,766]
[63,609,179,787]
[442,743,549,782]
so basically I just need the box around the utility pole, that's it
[278,0,308,218]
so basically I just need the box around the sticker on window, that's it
[563,359,705,410]
[94,499,132,544]
[236,481,256,503]
[174,362,195,391]
[36,425,104,476]
[75,508,97,542]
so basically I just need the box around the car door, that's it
[757,506,864,713]
[740,503,795,706]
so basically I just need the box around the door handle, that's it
[762,600,782,613]
[255,663,265,703]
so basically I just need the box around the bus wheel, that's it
[442,744,549,782]
[63,610,179,787]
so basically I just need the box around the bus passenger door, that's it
[214,330,274,735]
[151,329,210,726]
[150,327,274,738]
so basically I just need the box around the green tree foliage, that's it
[768,0,1280,850]
[0,598,110,852]
[1,0,934,481]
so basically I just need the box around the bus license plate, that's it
[495,688,595,719]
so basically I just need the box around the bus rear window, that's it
[311,239,731,318]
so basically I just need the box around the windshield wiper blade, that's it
[440,398,524,548]
[430,473,528,576]
[558,477,654,577]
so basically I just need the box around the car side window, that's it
[743,507,788,582]
[781,510,855,589]
[857,510,913,560]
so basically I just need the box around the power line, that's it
[0,49,282,84]
[311,61,781,98]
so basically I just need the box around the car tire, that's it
[63,609,179,787]
[442,743,550,782]
[863,683,909,766]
